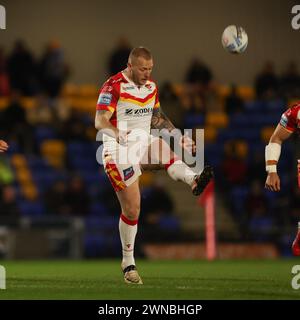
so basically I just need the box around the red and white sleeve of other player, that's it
[96,71,160,136]
[280,102,300,135]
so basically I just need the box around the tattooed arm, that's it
[151,108,176,132]
[151,107,196,153]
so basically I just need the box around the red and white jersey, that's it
[280,102,300,135]
[96,71,160,144]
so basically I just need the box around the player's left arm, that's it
[151,84,176,132]
[151,108,195,153]
[265,124,292,191]
[269,123,292,144]
[151,107,175,132]
[265,121,293,172]
[151,85,195,153]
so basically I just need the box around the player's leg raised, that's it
[146,137,213,196]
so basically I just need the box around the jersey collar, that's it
[121,70,148,89]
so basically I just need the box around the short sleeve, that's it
[96,84,119,114]
[154,87,160,109]
[280,107,297,132]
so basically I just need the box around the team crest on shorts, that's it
[123,167,134,181]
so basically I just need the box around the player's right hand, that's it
[116,130,131,145]
[265,172,280,192]
[0,140,9,152]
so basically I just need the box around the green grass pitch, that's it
[0,259,299,299]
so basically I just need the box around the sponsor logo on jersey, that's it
[280,114,288,127]
[98,93,112,105]
[123,85,135,91]
[123,166,134,181]
[125,107,152,116]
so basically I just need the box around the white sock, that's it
[119,213,138,269]
[166,159,195,186]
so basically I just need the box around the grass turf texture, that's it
[0,259,299,299]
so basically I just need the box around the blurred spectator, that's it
[65,176,90,216]
[254,61,279,99]
[39,40,69,98]
[0,184,20,224]
[225,84,244,114]
[44,180,69,215]
[280,61,300,98]
[221,154,248,185]
[246,180,269,218]
[60,109,88,142]
[159,82,179,103]
[220,141,248,186]
[183,58,214,115]
[0,91,36,154]
[0,47,10,96]
[158,82,184,129]
[185,58,213,88]
[245,180,275,241]
[108,36,132,76]
[247,151,266,185]
[7,40,38,96]
[180,86,206,115]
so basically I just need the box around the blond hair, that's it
[128,47,152,64]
